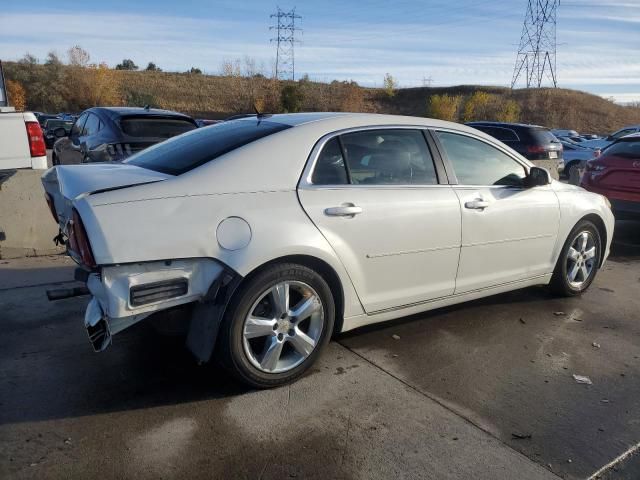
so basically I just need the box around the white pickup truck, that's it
[0,62,48,171]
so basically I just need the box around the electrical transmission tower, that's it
[511,0,560,89]
[270,7,302,80]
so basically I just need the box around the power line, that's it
[511,0,560,88]
[270,7,302,80]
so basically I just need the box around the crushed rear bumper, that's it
[84,258,225,351]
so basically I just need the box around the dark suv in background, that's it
[52,107,197,165]
[466,121,563,163]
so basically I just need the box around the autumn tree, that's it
[462,91,492,122]
[427,94,461,121]
[6,80,27,110]
[67,45,90,67]
[383,73,397,97]
[145,62,161,72]
[116,59,138,70]
[281,84,304,113]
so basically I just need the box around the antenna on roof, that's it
[143,104,150,111]
[253,103,262,117]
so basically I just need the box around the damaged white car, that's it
[42,113,615,388]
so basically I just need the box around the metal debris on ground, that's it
[519,318,526,324]
[391,334,400,340]
[553,311,565,316]
[573,374,593,385]
[592,342,601,349]
[511,432,532,440]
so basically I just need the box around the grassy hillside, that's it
[5,62,639,134]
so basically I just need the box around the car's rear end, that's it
[581,134,640,220]
[520,126,564,163]
[101,113,198,162]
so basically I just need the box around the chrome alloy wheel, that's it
[566,231,597,289]
[242,281,325,374]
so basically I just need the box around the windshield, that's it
[602,140,640,159]
[531,128,560,143]
[125,119,291,175]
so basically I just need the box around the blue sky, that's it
[1,0,639,103]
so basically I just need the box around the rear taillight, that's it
[45,193,58,222]
[25,121,46,157]
[526,145,546,154]
[106,143,132,160]
[68,209,96,268]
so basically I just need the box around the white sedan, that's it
[42,113,615,387]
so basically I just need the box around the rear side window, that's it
[603,140,640,158]
[312,138,348,185]
[126,119,291,175]
[436,131,526,186]
[530,128,559,144]
[341,129,438,185]
[120,117,197,138]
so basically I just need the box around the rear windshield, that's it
[125,119,291,175]
[45,120,73,130]
[530,128,559,143]
[603,139,640,158]
[120,116,197,138]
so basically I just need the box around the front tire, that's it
[216,263,335,388]
[550,220,602,296]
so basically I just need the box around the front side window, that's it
[436,131,526,187]
[70,113,88,137]
[83,113,101,136]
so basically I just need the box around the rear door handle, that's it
[324,204,363,217]
[464,199,490,210]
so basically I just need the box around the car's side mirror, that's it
[525,166,550,188]
[606,135,614,141]
[54,127,68,138]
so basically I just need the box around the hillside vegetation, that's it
[5,60,639,134]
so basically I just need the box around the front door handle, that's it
[464,199,490,210]
[324,204,363,217]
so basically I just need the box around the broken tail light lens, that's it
[68,209,96,268]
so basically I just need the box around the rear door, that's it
[298,128,461,313]
[433,130,560,293]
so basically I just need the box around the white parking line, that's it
[588,441,640,479]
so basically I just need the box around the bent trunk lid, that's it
[42,163,171,229]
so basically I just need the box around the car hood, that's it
[42,163,171,229]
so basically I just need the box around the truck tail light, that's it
[25,121,46,157]
[68,209,96,268]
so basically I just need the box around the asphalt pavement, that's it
[0,220,638,479]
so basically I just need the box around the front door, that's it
[434,130,560,293]
[298,128,461,313]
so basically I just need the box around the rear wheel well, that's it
[240,255,345,336]
[581,214,607,267]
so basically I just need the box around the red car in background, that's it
[581,133,640,219]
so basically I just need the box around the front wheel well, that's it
[580,213,608,267]
[240,255,345,336]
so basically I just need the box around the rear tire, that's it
[216,263,335,388]
[550,220,602,296]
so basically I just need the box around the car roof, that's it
[465,121,546,129]
[86,106,194,121]
[234,112,487,135]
